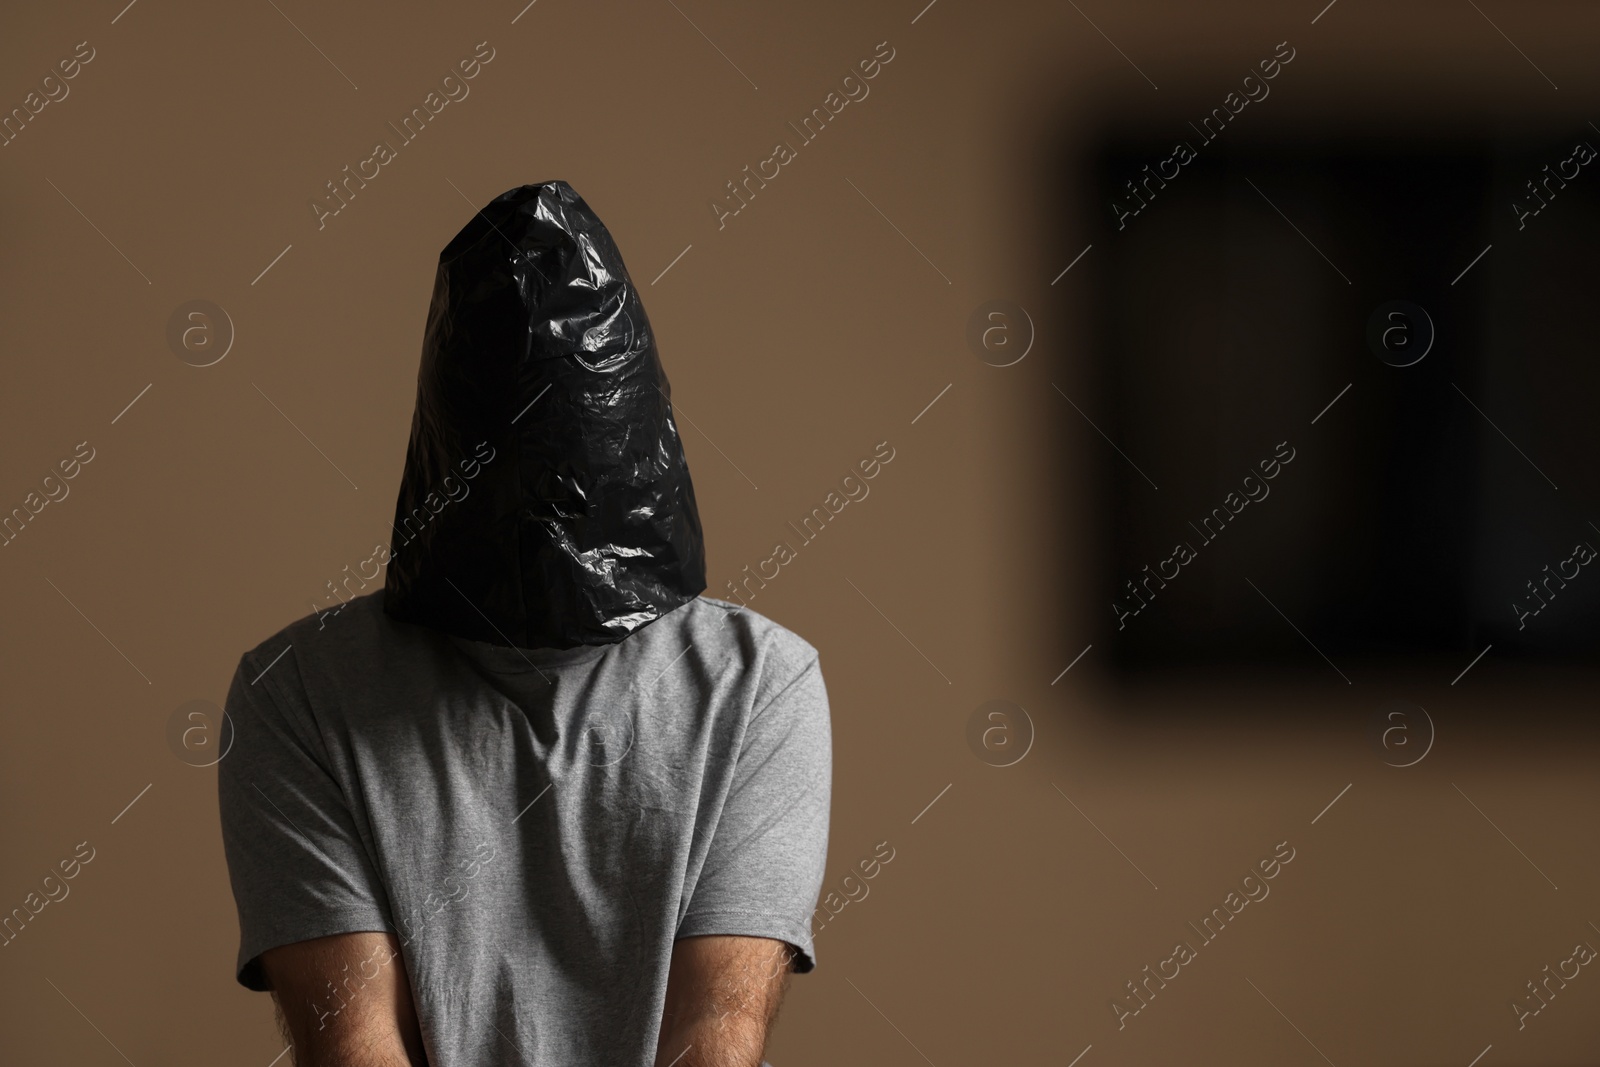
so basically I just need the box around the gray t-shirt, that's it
[217,591,831,1066]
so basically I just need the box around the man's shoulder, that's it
[659,597,822,702]
[676,595,816,654]
[231,591,393,682]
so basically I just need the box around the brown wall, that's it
[2,1,1596,1063]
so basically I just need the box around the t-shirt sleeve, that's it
[216,646,395,991]
[677,654,832,972]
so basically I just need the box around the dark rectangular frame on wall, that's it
[1067,118,1600,681]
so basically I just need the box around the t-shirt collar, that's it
[447,633,612,673]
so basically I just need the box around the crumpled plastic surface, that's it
[383,181,706,650]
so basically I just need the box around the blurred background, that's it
[2,0,1597,1064]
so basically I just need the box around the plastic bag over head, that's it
[383,180,706,649]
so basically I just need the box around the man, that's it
[217,181,832,1066]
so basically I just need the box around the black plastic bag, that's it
[383,181,706,649]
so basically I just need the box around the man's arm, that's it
[653,935,797,1067]
[260,931,426,1067]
